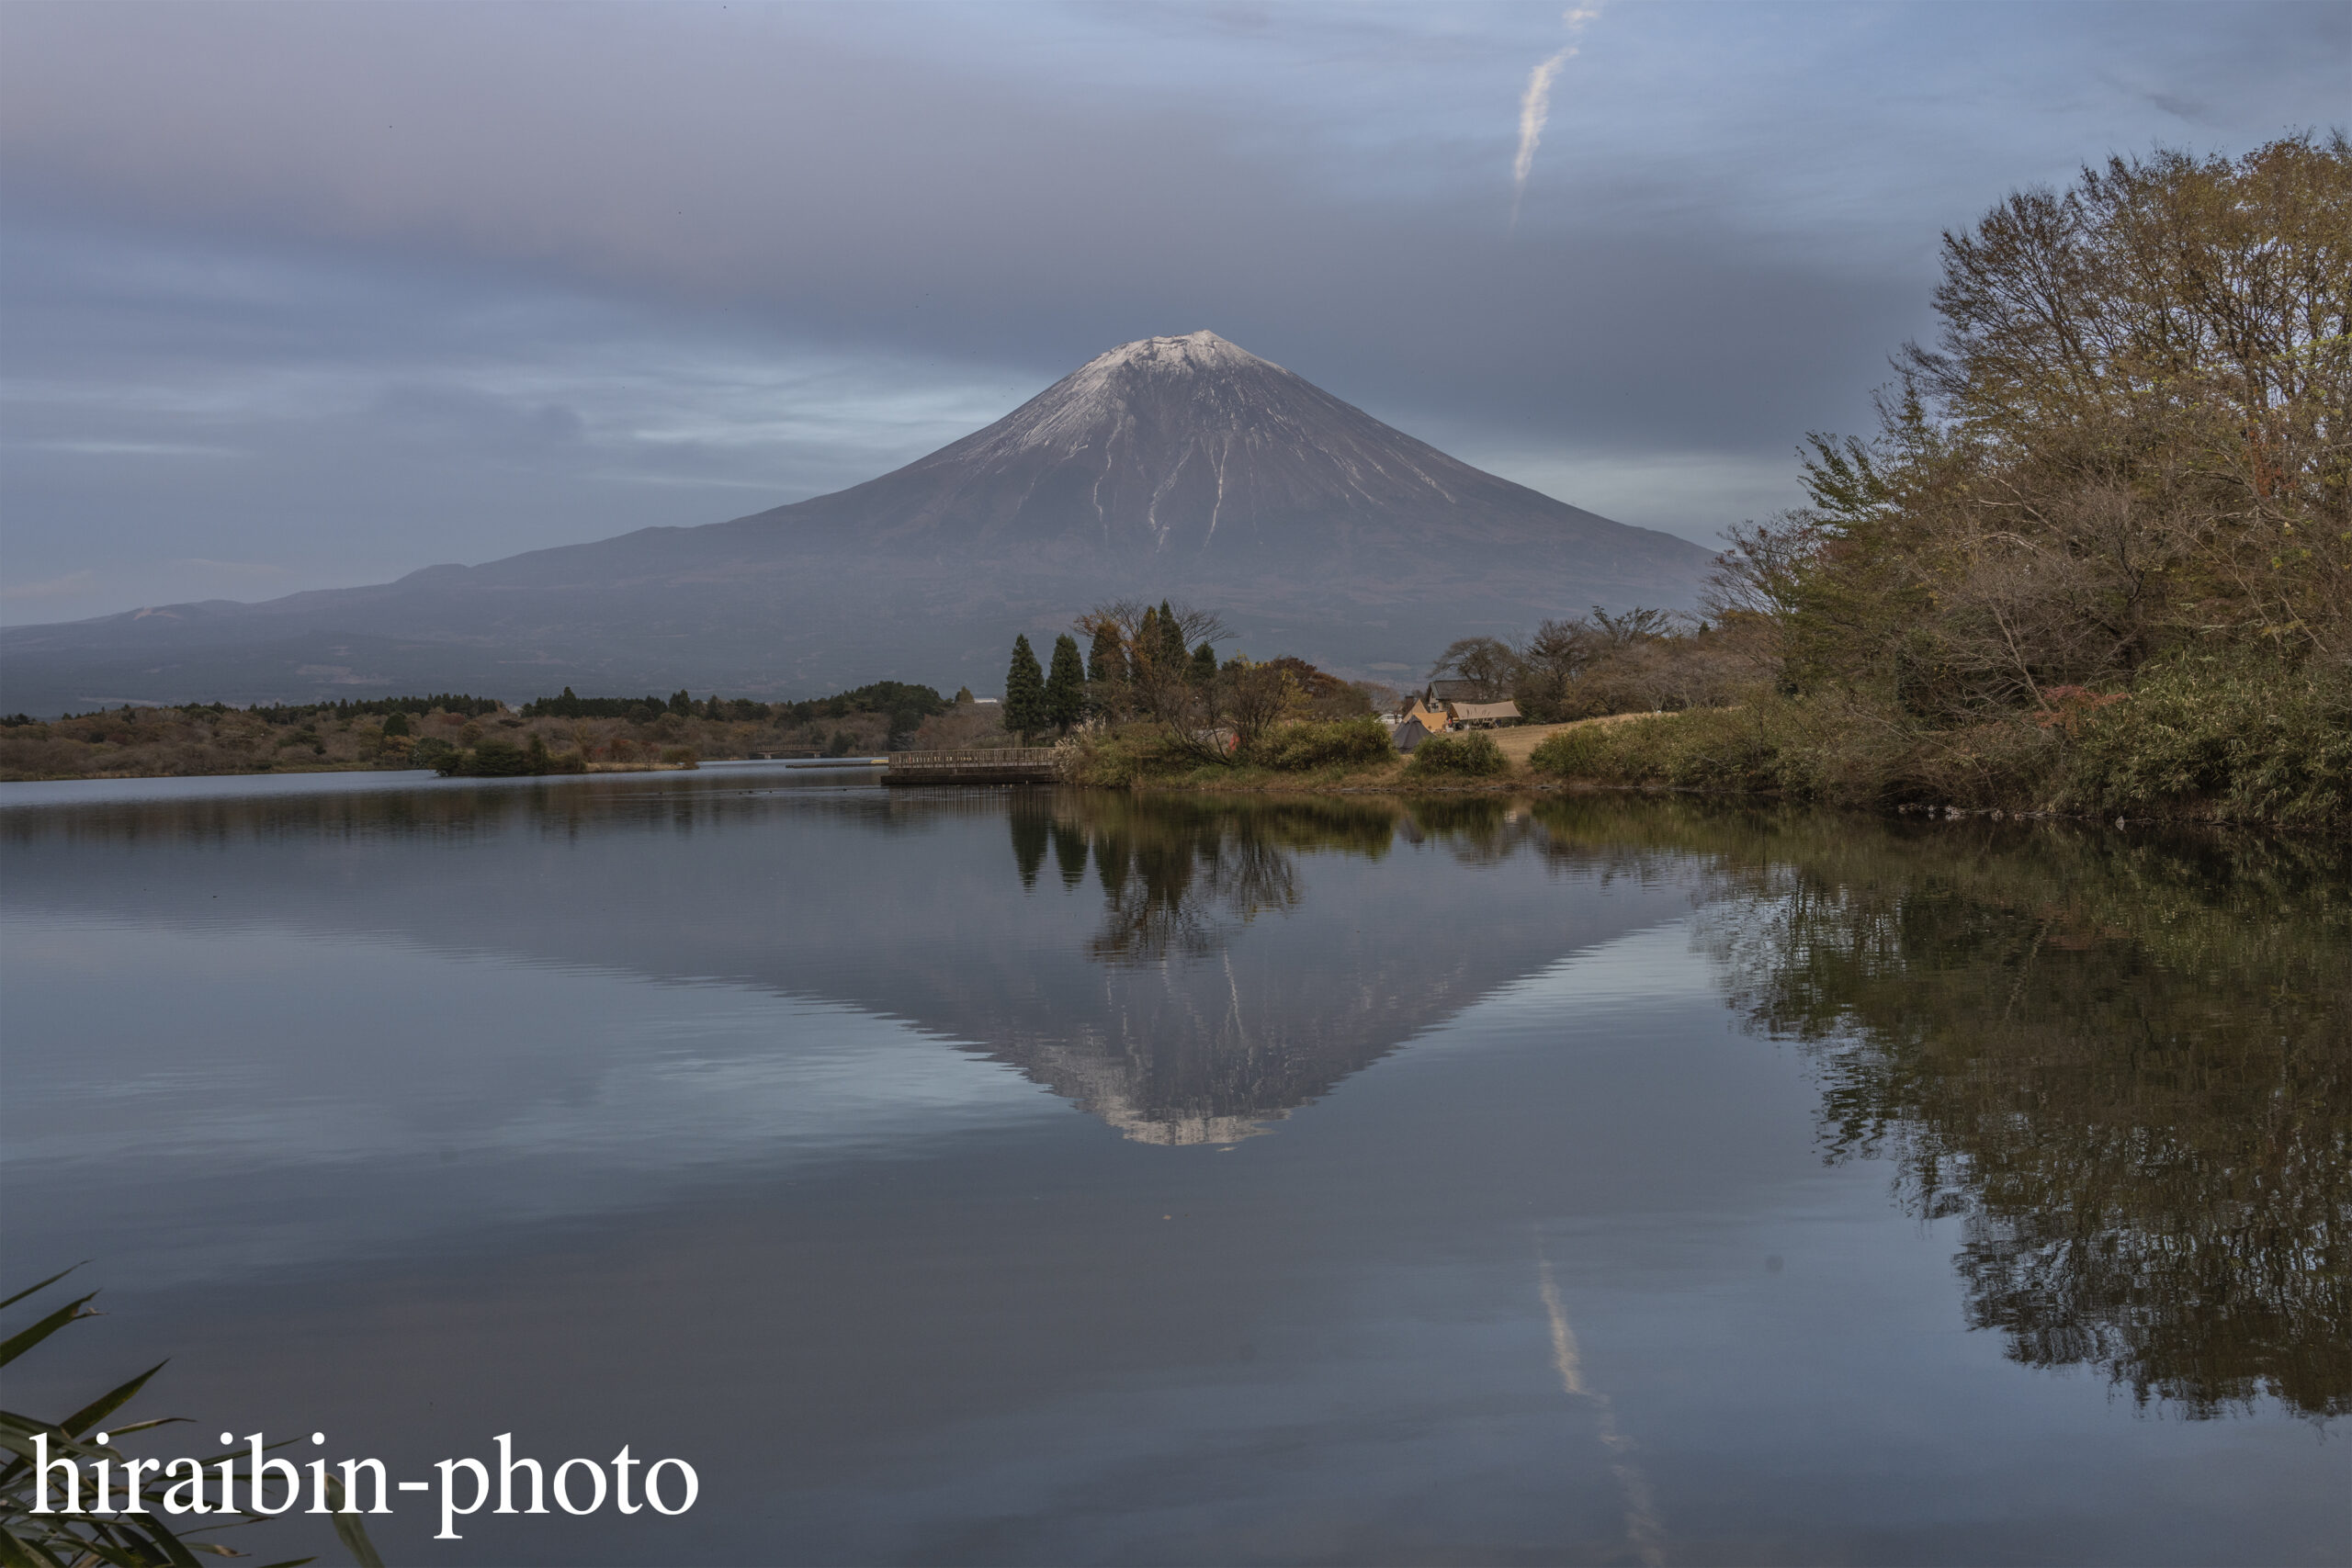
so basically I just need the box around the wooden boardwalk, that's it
[884,747,1062,786]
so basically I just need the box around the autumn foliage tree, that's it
[1645,133,2352,818]
[1736,133,2352,714]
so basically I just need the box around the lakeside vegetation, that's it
[8,138,2336,829]
[1521,138,2350,827]
[1039,137,2351,830]
[1,1267,381,1564]
[0,682,977,783]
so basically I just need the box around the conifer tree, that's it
[1010,805,1049,889]
[1045,633,1087,732]
[1087,624,1126,684]
[1004,634,1047,739]
[1049,818,1089,888]
[1157,600,1187,668]
[1190,642,1216,685]
[1135,606,1162,677]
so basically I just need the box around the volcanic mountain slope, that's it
[709,330,1668,567]
[1,332,1717,712]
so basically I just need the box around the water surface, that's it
[3,771,2345,1564]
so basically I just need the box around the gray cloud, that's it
[1,0,2342,623]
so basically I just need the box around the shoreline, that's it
[1105,773,2258,830]
[5,739,2330,835]
[0,758,704,785]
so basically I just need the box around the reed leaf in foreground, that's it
[0,1269,380,1568]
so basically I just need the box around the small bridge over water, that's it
[883,747,1061,786]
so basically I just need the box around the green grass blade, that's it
[0,1523,73,1568]
[0,1267,82,1314]
[108,1513,205,1568]
[58,1361,166,1439]
[38,1532,149,1568]
[0,1294,97,1369]
[322,1476,387,1568]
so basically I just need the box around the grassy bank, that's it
[1517,653,2350,829]
[1053,666,2348,831]
[1056,716,1668,799]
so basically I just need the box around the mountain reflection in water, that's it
[4,778,2345,1429]
[1043,791,2351,1418]
[1016,795,1421,1144]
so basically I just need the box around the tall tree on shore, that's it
[1156,600,1188,670]
[1004,634,1047,739]
[1724,133,2352,710]
[1072,599,1232,728]
[1085,621,1130,720]
[1045,633,1087,732]
[1135,605,1164,677]
[1087,624,1126,685]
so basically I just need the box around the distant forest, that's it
[521,681,946,730]
[0,681,971,782]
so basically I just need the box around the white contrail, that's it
[1538,1249,1667,1566]
[1510,5,1602,230]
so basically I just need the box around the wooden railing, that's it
[884,747,1062,785]
[890,748,1061,767]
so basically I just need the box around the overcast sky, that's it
[1,1,2342,626]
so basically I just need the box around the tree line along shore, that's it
[6,139,2344,827]
[0,682,974,783]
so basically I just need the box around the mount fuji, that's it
[1,332,1715,712]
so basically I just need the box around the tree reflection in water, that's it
[9,782,2341,1416]
[1535,798,2352,1421]
[1014,795,1399,965]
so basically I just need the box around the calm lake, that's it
[3,767,2346,1565]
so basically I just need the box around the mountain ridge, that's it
[1,331,1716,712]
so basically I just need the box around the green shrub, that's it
[430,737,588,777]
[1404,730,1506,778]
[1521,661,2352,825]
[1058,728,1186,786]
[1529,716,1694,783]
[1252,717,1395,771]
[1651,711,1784,792]
[456,739,537,776]
[2060,654,2352,826]
[1526,723,1619,779]
[1528,709,1833,797]
[1061,732,1140,787]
